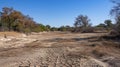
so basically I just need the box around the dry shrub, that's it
[110,30,119,35]
[81,27,94,33]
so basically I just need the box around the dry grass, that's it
[0,31,22,37]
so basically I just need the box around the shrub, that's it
[81,27,94,33]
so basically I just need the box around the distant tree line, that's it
[0,7,115,33]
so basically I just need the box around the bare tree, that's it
[74,15,93,32]
[110,0,120,34]
[74,15,90,28]
[110,0,120,17]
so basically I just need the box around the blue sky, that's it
[0,0,114,27]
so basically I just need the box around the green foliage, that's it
[58,26,67,31]
[96,23,106,28]
[51,27,58,31]
[58,25,73,32]
[0,7,50,33]
[104,20,113,31]
[46,25,51,31]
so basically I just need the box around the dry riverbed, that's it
[0,32,120,67]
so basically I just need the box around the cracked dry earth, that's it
[0,32,120,67]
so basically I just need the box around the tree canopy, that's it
[0,7,49,33]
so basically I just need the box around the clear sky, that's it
[0,0,114,27]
